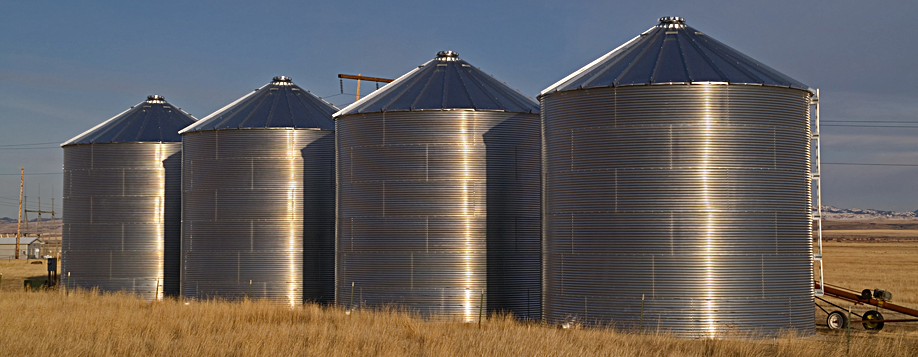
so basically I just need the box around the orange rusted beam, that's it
[851,319,918,323]
[338,74,394,83]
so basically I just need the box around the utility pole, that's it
[338,74,394,101]
[26,196,57,257]
[53,197,59,260]
[16,167,23,259]
[25,199,55,238]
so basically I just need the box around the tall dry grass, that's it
[0,240,917,356]
[1,288,918,357]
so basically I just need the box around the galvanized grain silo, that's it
[62,95,195,299]
[334,51,541,320]
[540,17,814,336]
[180,77,336,305]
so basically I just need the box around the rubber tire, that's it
[862,310,884,331]
[827,311,848,330]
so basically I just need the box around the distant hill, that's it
[2,204,916,232]
[820,206,918,220]
[0,217,61,224]
[0,217,62,236]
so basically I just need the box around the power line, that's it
[822,125,918,128]
[320,93,358,99]
[823,163,918,167]
[0,172,61,176]
[822,120,918,124]
[0,146,61,151]
[0,141,65,147]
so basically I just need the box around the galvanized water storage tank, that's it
[62,95,195,299]
[540,17,814,336]
[335,51,541,320]
[180,76,336,305]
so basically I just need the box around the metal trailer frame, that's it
[815,281,918,331]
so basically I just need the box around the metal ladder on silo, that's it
[811,89,824,297]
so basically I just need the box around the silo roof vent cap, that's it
[146,95,165,103]
[658,16,685,28]
[272,76,293,85]
[436,50,459,61]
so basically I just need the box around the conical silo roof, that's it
[335,51,539,116]
[62,95,196,146]
[180,76,337,133]
[541,17,809,95]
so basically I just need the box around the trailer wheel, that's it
[826,311,848,330]
[862,310,884,331]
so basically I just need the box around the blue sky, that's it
[1,0,917,218]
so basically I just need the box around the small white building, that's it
[0,237,44,259]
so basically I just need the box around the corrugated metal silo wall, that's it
[541,85,814,336]
[181,129,335,304]
[336,111,540,320]
[62,143,182,298]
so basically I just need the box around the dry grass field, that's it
[0,258,53,290]
[820,220,918,241]
[0,221,915,356]
[820,242,918,305]
[814,221,918,337]
[3,288,918,357]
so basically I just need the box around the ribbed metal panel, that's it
[181,128,335,304]
[62,143,182,298]
[336,111,540,320]
[541,85,814,336]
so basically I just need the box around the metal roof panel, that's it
[180,77,337,133]
[541,17,810,95]
[335,51,539,117]
[62,95,197,146]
